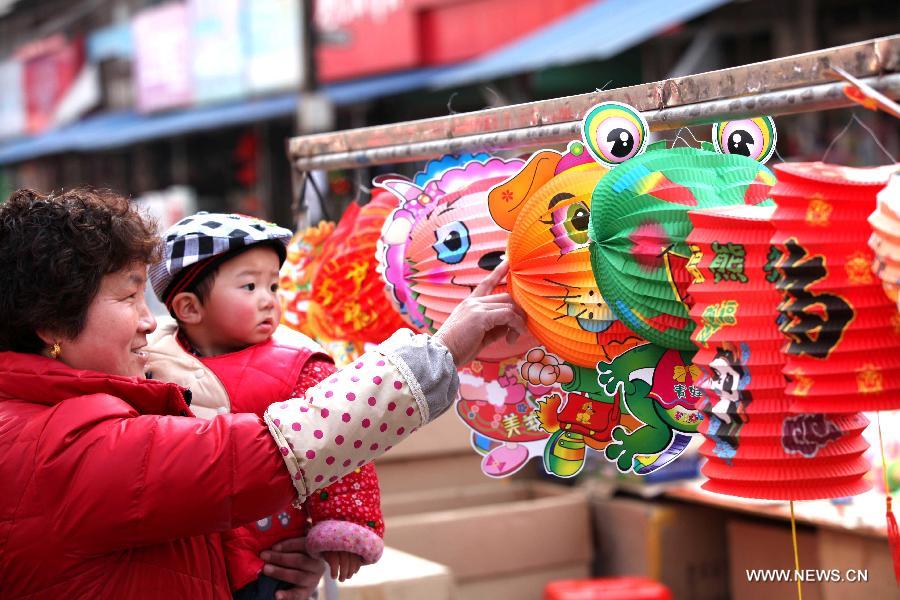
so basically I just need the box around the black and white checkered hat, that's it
[150,212,292,304]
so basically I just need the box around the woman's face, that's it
[52,263,157,377]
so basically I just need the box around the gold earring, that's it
[49,342,62,360]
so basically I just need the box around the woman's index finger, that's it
[470,259,509,298]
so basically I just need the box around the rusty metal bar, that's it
[289,35,900,165]
[290,73,900,171]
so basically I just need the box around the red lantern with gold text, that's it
[687,205,870,500]
[279,220,335,337]
[769,162,900,413]
[310,191,408,345]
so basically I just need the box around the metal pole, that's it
[291,74,900,172]
[289,35,900,162]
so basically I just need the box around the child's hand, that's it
[322,550,363,582]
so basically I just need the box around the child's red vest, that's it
[147,322,325,590]
[202,331,325,590]
[201,337,318,415]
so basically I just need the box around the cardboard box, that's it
[333,546,456,600]
[591,496,729,600]
[817,528,896,600]
[727,519,823,600]
[383,480,592,600]
[375,451,487,496]
[374,412,490,496]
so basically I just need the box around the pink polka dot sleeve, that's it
[263,329,456,503]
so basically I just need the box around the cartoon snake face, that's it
[585,107,779,350]
[488,144,643,368]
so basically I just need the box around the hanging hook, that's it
[822,113,897,164]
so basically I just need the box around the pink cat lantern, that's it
[405,175,539,361]
[377,156,535,361]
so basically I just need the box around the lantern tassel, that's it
[886,497,900,584]
[877,412,900,585]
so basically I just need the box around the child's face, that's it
[200,245,282,354]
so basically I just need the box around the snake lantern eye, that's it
[562,201,590,246]
[581,101,649,168]
[712,116,777,163]
[433,221,470,264]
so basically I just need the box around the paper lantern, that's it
[487,144,645,368]
[376,155,526,330]
[481,139,700,478]
[769,162,900,413]
[869,173,900,307]
[590,143,776,350]
[279,220,335,337]
[309,192,408,345]
[405,175,539,361]
[687,204,871,500]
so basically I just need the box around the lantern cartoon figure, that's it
[525,343,701,477]
[375,155,525,331]
[510,107,778,476]
[380,155,555,477]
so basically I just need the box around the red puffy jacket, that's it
[0,351,295,599]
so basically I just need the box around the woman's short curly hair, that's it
[0,188,161,353]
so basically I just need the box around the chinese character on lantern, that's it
[709,242,748,283]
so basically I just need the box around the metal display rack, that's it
[288,35,899,175]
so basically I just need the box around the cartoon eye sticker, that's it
[433,221,470,264]
[581,101,649,168]
[542,193,590,254]
[712,116,777,163]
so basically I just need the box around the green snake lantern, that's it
[586,106,777,349]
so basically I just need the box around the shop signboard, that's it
[87,22,134,62]
[243,0,300,93]
[132,3,192,112]
[315,0,416,81]
[18,35,83,133]
[0,59,25,139]
[189,0,245,103]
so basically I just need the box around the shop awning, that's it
[0,65,452,165]
[430,0,732,89]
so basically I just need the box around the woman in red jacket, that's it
[0,188,525,600]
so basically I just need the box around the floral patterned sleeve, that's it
[289,358,385,564]
[264,329,459,505]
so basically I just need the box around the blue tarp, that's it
[429,0,732,88]
[0,65,452,165]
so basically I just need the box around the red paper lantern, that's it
[687,205,871,500]
[279,220,335,337]
[310,191,408,345]
[769,162,900,413]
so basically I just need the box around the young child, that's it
[145,212,384,599]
